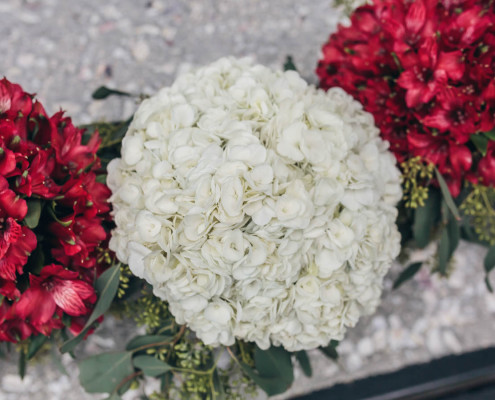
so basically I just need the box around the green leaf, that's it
[27,334,47,360]
[295,350,312,377]
[126,335,173,351]
[393,262,423,289]
[92,86,131,100]
[435,169,461,221]
[240,346,294,396]
[24,199,42,229]
[437,228,450,276]
[60,264,120,353]
[212,369,226,400]
[254,346,293,381]
[483,129,495,141]
[111,116,133,142]
[241,364,292,396]
[283,55,297,71]
[79,351,133,393]
[320,340,339,360]
[485,276,494,293]
[484,245,495,291]
[484,245,495,274]
[18,348,26,379]
[413,190,441,248]
[133,355,171,377]
[436,207,460,277]
[471,133,489,156]
[447,211,460,257]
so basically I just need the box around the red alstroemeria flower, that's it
[382,0,436,57]
[0,217,37,281]
[0,176,27,220]
[0,78,32,123]
[51,215,107,268]
[422,89,479,144]
[59,172,111,218]
[407,130,471,197]
[0,279,20,300]
[15,264,96,329]
[397,38,464,108]
[50,111,100,176]
[0,140,16,176]
[478,141,495,186]
[0,78,113,345]
[440,4,492,48]
[0,302,32,343]
[14,148,59,199]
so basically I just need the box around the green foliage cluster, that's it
[460,184,495,245]
[395,165,495,291]
[400,156,435,208]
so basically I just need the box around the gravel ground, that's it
[1,1,495,399]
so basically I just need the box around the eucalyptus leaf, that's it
[212,369,226,400]
[254,346,293,382]
[483,129,495,141]
[239,346,294,396]
[126,335,173,351]
[92,86,131,100]
[437,228,450,276]
[471,133,489,156]
[320,340,339,360]
[27,334,47,359]
[283,56,297,71]
[413,190,441,248]
[18,348,26,379]
[79,351,133,393]
[241,364,293,396]
[295,350,312,377]
[484,245,495,274]
[393,262,423,289]
[435,169,461,221]
[61,264,120,353]
[486,276,494,293]
[24,199,42,229]
[133,355,171,377]
[111,117,133,142]
[447,211,460,258]
[484,245,495,291]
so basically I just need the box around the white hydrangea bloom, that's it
[108,57,402,351]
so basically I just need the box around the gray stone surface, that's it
[1,1,495,399]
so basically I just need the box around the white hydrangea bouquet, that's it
[77,57,402,399]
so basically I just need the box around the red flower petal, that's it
[51,279,89,316]
[0,176,28,220]
[437,51,464,81]
[449,144,472,175]
[423,109,451,131]
[15,287,57,326]
[405,0,426,34]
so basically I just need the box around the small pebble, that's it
[131,40,150,62]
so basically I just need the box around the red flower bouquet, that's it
[0,78,113,344]
[317,0,495,284]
